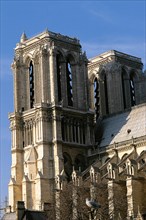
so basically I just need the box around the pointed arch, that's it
[65,51,77,64]
[24,54,33,67]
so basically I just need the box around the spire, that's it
[20,32,27,43]
[45,28,49,33]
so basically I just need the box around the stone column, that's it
[40,51,45,103]
[9,113,23,211]
[52,109,64,177]
[71,63,78,108]
[108,180,127,219]
[60,61,67,106]
[49,48,57,105]
[11,61,19,112]
[22,175,32,209]
[40,47,49,103]
[126,177,144,219]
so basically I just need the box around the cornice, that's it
[98,135,146,155]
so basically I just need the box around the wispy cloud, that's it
[89,9,113,24]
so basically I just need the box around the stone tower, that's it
[88,50,145,119]
[8,30,95,211]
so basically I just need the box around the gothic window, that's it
[61,117,85,144]
[104,74,109,114]
[66,60,73,106]
[121,68,127,109]
[121,153,128,170]
[29,61,34,108]
[129,72,136,106]
[63,152,72,180]
[56,54,62,102]
[74,154,85,171]
[94,78,100,120]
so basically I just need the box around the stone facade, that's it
[8,30,94,212]
[8,30,146,219]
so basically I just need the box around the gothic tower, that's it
[88,50,145,120]
[8,30,95,211]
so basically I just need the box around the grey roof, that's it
[1,212,16,220]
[99,104,146,147]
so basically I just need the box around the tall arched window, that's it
[104,74,109,114]
[63,152,72,180]
[56,54,62,102]
[29,61,34,108]
[121,68,127,109]
[94,78,100,119]
[129,72,136,106]
[66,59,73,106]
[74,154,85,171]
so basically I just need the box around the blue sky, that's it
[0,0,146,212]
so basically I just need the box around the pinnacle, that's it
[20,32,27,43]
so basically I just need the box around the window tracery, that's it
[66,59,73,106]
[129,71,136,106]
[94,77,100,120]
[29,61,34,108]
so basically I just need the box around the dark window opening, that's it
[142,214,146,220]
[94,78,100,120]
[56,55,62,102]
[29,61,34,108]
[66,60,73,106]
[61,117,86,145]
[63,152,72,181]
[74,154,85,171]
[122,69,127,109]
[130,73,136,106]
[104,75,109,114]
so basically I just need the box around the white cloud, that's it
[89,9,113,24]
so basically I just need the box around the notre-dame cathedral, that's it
[2,30,146,220]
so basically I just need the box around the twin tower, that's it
[8,29,145,211]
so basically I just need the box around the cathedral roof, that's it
[99,103,146,148]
